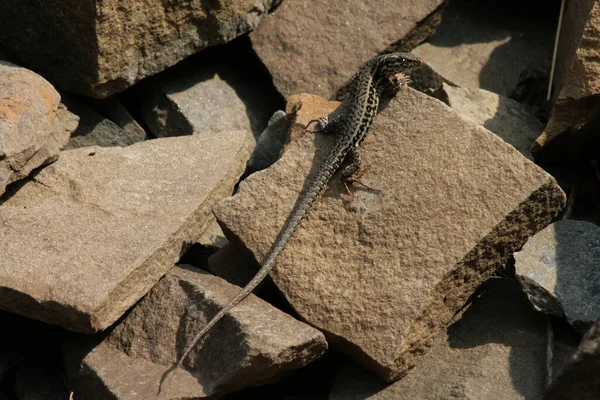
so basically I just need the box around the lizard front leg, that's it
[389,73,411,93]
[306,97,351,134]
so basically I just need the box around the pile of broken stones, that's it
[0,0,598,399]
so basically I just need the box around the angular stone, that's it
[515,219,600,334]
[413,0,558,96]
[443,83,543,160]
[545,318,600,400]
[533,0,600,158]
[250,0,446,99]
[0,61,78,196]
[213,87,566,381]
[0,131,253,333]
[0,0,275,98]
[67,265,327,399]
[329,279,578,400]
[62,94,145,150]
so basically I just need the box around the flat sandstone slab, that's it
[0,132,253,333]
[214,87,565,381]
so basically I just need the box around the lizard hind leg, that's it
[341,149,380,194]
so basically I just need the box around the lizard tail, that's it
[160,140,345,392]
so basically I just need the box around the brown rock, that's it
[197,217,229,248]
[0,61,78,196]
[213,87,565,381]
[0,131,253,333]
[0,0,275,98]
[413,0,558,96]
[545,318,600,400]
[533,0,600,158]
[250,0,446,99]
[329,279,578,400]
[286,94,339,144]
[67,265,327,399]
[443,83,543,160]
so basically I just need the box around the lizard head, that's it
[375,52,423,77]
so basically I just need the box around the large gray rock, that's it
[329,279,578,400]
[0,131,253,333]
[0,61,78,196]
[136,58,278,138]
[67,265,327,399]
[443,83,543,160]
[250,0,446,99]
[214,87,566,381]
[515,219,600,334]
[545,318,600,400]
[0,0,275,98]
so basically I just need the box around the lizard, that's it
[163,51,422,385]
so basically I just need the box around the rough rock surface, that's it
[0,61,78,196]
[533,0,600,157]
[0,131,253,333]
[545,318,600,400]
[443,83,543,160]
[515,219,600,334]
[67,265,327,399]
[214,87,566,381]
[329,279,578,400]
[250,0,446,99]
[413,0,558,96]
[0,0,274,97]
